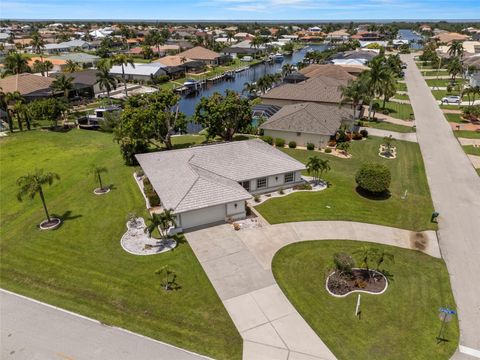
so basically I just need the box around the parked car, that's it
[441,95,462,104]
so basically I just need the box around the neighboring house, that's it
[437,41,480,56]
[109,63,167,82]
[51,69,101,97]
[135,139,305,230]
[29,57,67,72]
[153,55,204,76]
[325,29,350,42]
[129,44,180,57]
[260,102,355,148]
[0,73,55,100]
[261,75,349,107]
[352,31,384,41]
[469,73,480,88]
[222,39,266,58]
[433,32,470,44]
[177,46,221,65]
[330,49,378,65]
[30,39,91,54]
[49,52,100,68]
[298,64,360,80]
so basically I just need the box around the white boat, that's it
[273,53,284,62]
[241,56,253,62]
[183,79,199,86]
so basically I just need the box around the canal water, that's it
[397,29,424,50]
[180,44,328,131]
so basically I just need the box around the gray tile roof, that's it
[135,139,305,213]
[260,102,353,136]
[261,76,349,104]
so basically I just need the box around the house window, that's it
[297,132,301,136]
[284,172,294,183]
[240,180,250,191]
[256,177,267,189]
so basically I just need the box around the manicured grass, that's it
[426,79,463,88]
[361,120,415,133]
[272,240,459,360]
[392,93,410,101]
[463,145,480,156]
[423,70,449,77]
[440,104,464,110]
[431,90,461,101]
[454,130,480,139]
[396,82,407,92]
[372,100,414,120]
[256,137,436,231]
[444,113,468,123]
[0,130,242,360]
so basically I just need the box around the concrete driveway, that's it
[403,54,480,359]
[186,221,439,360]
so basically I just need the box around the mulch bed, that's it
[327,269,387,296]
[39,218,62,230]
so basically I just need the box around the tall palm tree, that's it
[111,54,134,97]
[144,209,177,242]
[5,91,24,132]
[339,79,366,119]
[362,57,387,119]
[242,82,257,97]
[51,74,74,98]
[95,67,117,98]
[30,32,45,55]
[318,159,331,181]
[64,60,80,73]
[306,156,321,183]
[17,169,60,225]
[281,63,295,77]
[88,165,108,191]
[3,52,30,76]
[43,60,53,76]
[380,70,397,109]
[447,58,463,83]
[448,41,464,59]
[0,88,14,132]
[32,59,46,76]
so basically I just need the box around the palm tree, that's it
[64,60,80,73]
[281,63,295,77]
[226,31,235,44]
[5,91,24,132]
[43,60,53,76]
[51,74,74,98]
[447,58,462,83]
[353,245,373,274]
[306,156,321,183]
[242,82,257,97]
[88,165,108,191]
[30,32,45,55]
[3,52,30,76]
[95,67,117,98]
[381,70,397,109]
[144,209,177,242]
[141,45,154,60]
[111,54,134,97]
[0,88,14,132]
[146,29,166,58]
[372,248,394,271]
[180,56,188,76]
[155,265,177,291]
[339,79,366,119]
[362,57,388,119]
[318,159,331,181]
[383,135,395,156]
[17,169,60,225]
[337,141,350,155]
[448,41,464,59]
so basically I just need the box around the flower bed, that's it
[121,217,176,255]
[326,268,388,297]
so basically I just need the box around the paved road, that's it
[0,289,210,360]
[403,54,480,358]
[186,222,439,360]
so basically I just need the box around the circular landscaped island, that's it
[93,187,111,195]
[326,268,387,297]
[39,217,62,230]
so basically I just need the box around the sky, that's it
[1,0,479,21]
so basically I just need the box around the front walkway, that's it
[186,222,440,360]
[403,54,480,358]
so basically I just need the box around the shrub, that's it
[355,162,391,193]
[335,129,347,142]
[275,138,285,147]
[261,135,273,145]
[254,194,261,202]
[278,187,284,195]
[136,169,144,178]
[288,141,296,148]
[352,131,363,140]
[360,129,369,138]
[306,142,315,150]
[143,177,151,187]
[357,120,364,127]
[333,252,355,275]
[293,183,312,190]
[324,148,332,154]
[382,109,390,115]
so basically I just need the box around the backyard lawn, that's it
[392,93,410,101]
[444,113,467,123]
[0,130,242,360]
[255,136,436,231]
[463,145,480,156]
[273,240,459,360]
[372,100,414,120]
[454,130,480,139]
[396,82,407,92]
[361,120,415,133]
[425,79,463,88]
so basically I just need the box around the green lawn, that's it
[426,79,463,88]
[463,145,480,156]
[444,113,468,123]
[255,137,436,231]
[392,93,410,101]
[422,70,449,77]
[440,104,464,110]
[0,130,242,360]
[361,120,415,133]
[431,90,462,101]
[454,130,480,139]
[372,100,414,120]
[396,82,407,92]
[273,240,459,360]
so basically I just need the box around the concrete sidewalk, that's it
[186,222,440,360]
[0,289,211,360]
[360,127,418,143]
[403,54,480,359]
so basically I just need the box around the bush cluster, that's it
[261,135,273,145]
[306,142,315,150]
[143,177,160,207]
[275,138,285,147]
[288,141,296,148]
[360,129,369,138]
[352,131,363,140]
[355,162,391,193]
[324,148,332,154]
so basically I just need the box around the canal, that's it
[179,44,328,131]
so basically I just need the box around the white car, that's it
[441,95,461,104]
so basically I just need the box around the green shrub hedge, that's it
[355,162,391,193]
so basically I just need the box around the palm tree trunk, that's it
[122,65,128,97]
[97,173,103,189]
[39,186,51,222]
[368,100,374,120]
[16,113,23,131]
[6,111,14,133]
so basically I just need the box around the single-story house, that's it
[51,69,101,97]
[129,44,180,57]
[177,46,221,65]
[0,73,55,100]
[260,102,355,148]
[49,52,100,68]
[30,39,91,54]
[330,49,378,65]
[109,63,167,82]
[433,32,470,44]
[135,139,305,230]
[298,64,359,80]
[222,39,266,58]
[261,75,349,107]
[325,29,350,42]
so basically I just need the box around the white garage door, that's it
[180,204,226,229]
